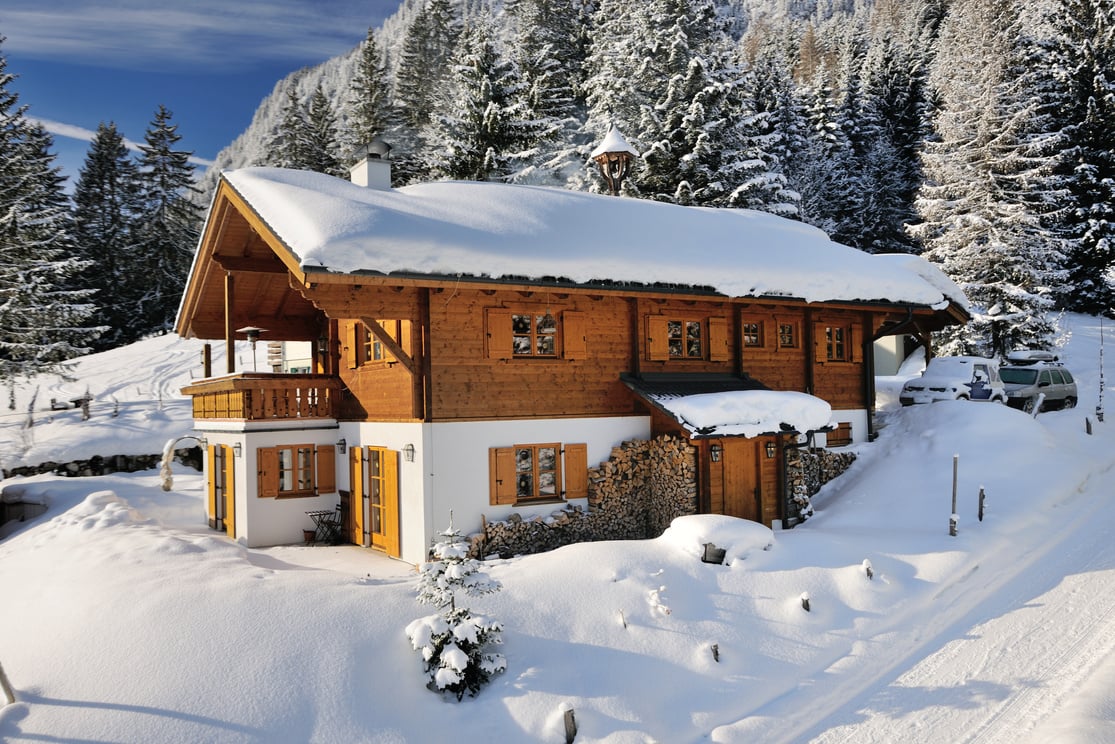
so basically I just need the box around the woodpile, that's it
[785,447,857,523]
[473,435,697,559]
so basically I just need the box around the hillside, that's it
[2,314,1115,742]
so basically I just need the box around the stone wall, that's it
[474,435,697,559]
[2,448,203,480]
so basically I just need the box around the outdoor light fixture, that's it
[233,442,242,458]
[337,438,346,454]
[710,443,722,462]
[766,441,777,459]
[236,326,267,371]
[403,443,416,462]
[589,124,638,196]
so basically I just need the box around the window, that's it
[778,322,798,348]
[490,442,588,505]
[669,320,703,357]
[647,315,729,362]
[258,444,336,498]
[513,313,558,357]
[825,326,851,362]
[360,319,408,365]
[742,321,764,348]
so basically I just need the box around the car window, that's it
[1062,370,1074,383]
[1048,370,1065,385]
[973,365,989,381]
[1039,370,1053,385]
[1001,368,1037,384]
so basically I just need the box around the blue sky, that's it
[2,1,403,185]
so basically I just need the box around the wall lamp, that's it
[765,441,777,459]
[709,443,722,462]
[403,443,416,462]
[233,442,242,458]
[337,438,346,454]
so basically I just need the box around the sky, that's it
[2,314,1114,741]
[1,1,404,185]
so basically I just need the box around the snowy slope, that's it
[2,314,1115,743]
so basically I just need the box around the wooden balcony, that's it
[181,373,343,421]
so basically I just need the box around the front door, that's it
[707,438,760,522]
[351,446,400,556]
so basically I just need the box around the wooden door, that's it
[354,446,401,557]
[708,438,760,522]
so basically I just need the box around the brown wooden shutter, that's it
[346,323,360,369]
[383,450,401,557]
[646,316,669,360]
[814,322,827,364]
[258,447,280,498]
[350,447,366,545]
[315,444,336,494]
[563,443,589,499]
[223,445,236,538]
[485,308,513,360]
[489,446,516,505]
[708,317,730,362]
[562,311,587,360]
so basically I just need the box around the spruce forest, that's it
[2,0,1113,385]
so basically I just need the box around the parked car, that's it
[1000,351,1078,413]
[899,356,1006,406]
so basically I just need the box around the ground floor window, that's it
[490,442,588,505]
[258,444,336,498]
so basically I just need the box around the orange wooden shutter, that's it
[315,445,336,494]
[562,311,587,360]
[489,447,516,505]
[258,447,280,498]
[206,444,218,523]
[383,450,400,557]
[563,443,588,499]
[646,316,669,360]
[485,308,513,359]
[708,317,730,361]
[350,447,366,545]
[223,445,236,538]
[347,322,360,368]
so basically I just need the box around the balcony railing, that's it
[181,374,343,421]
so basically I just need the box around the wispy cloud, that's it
[31,116,216,168]
[2,1,395,71]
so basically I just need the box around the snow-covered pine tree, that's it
[912,0,1057,356]
[0,97,99,384]
[71,121,145,351]
[269,86,313,169]
[304,83,345,178]
[134,105,203,335]
[347,28,392,161]
[427,18,530,182]
[405,517,506,701]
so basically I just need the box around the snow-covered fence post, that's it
[563,704,578,743]
[405,514,506,700]
[978,487,986,522]
[800,592,811,612]
[950,454,959,537]
[0,660,15,705]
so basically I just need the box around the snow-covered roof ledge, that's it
[658,390,834,439]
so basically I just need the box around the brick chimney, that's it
[349,138,392,189]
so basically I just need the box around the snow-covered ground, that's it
[2,315,1115,743]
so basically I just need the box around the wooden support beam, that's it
[225,273,236,374]
[359,317,416,375]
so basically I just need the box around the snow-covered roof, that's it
[222,167,961,308]
[649,389,833,438]
[589,124,639,158]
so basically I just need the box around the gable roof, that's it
[176,167,970,339]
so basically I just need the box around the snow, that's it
[224,167,960,308]
[659,389,833,437]
[3,313,1115,742]
[589,124,639,158]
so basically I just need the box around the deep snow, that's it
[1,314,1115,743]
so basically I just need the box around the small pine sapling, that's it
[406,515,506,700]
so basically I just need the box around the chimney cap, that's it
[353,137,392,161]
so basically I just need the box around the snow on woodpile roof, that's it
[656,390,834,438]
[224,167,960,306]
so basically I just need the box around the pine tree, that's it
[912,0,1057,356]
[405,518,505,700]
[71,121,145,351]
[304,84,344,177]
[269,85,312,170]
[348,28,391,158]
[135,105,202,335]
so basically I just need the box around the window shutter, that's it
[206,444,218,525]
[315,445,336,495]
[346,323,360,369]
[383,450,400,557]
[489,446,516,505]
[258,447,280,498]
[708,317,730,362]
[646,316,669,360]
[562,311,587,360]
[222,445,236,538]
[563,443,589,499]
[350,447,366,546]
[485,308,513,360]
[814,323,827,363]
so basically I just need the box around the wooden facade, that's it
[176,171,968,554]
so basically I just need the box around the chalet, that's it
[175,152,968,565]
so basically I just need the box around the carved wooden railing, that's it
[181,374,343,421]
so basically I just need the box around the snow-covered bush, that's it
[405,517,506,700]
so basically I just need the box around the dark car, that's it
[1000,351,1078,414]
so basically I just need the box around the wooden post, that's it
[563,707,578,743]
[950,454,959,536]
[202,343,212,378]
[224,273,236,374]
[0,660,16,705]
[978,487,986,522]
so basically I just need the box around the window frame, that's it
[489,442,588,505]
[258,444,336,499]
[824,325,852,362]
[777,321,799,349]
[512,312,559,358]
[742,320,765,348]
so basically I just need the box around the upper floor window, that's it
[513,313,558,357]
[742,321,764,348]
[486,308,587,360]
[825,326,851,362]
[668,319,703,358]
[778,322,798,348]
[646,315,729,362]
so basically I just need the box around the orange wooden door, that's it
[355,447,401,557]
[708,439,760,522]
